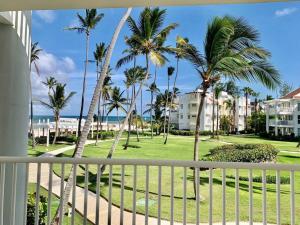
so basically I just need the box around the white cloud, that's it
[31,51,76,100]
[35,10,56,23]
[275,8,297,17]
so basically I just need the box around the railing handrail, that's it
[1,157,300,170]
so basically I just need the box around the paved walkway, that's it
[28,139,273,225]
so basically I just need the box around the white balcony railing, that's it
[0,157,299,225]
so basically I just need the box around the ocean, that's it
[32,115,150,123]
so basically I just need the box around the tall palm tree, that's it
[94,42,107,144]
[42,76,57,95]
[163,66,175,137]
[103,7,177,161]
[225,81,240,133]
[147,82,160,137]
[52,9,132,224]
[164,87,180,144]
[123,66,147,148]
[224,99,234,133]
[30,42,42,148]
[105,87,127,129]
[181,16,280,198]
[214,83,224,136]
[242,86,254,132]
[252,91,260,134]
[101,74,113,132]
[40,83,75,144]
[66,9,104,137]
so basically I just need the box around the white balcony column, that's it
[0,11,31,225]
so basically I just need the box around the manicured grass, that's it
[28,183,92,225]
[28,144,70,157]
[53,135,300,224]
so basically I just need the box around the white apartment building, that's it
[170,89,250,131]
[265,88,300,137]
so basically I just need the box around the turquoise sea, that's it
[32,115,150,123]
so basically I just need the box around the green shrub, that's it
[27,193,47,225]
[94,131,115,139]
[34,135,78,144]
[170,130,225,136]
[226,175,290,184]
[205,144,278,163]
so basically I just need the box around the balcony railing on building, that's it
[0,157,299,225]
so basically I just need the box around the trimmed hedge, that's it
[170,130,224,136]
[205,144,278,163]
[94,131,115,140]
[33,135,78,144]
[226,175,290,184]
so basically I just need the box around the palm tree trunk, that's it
[150,90,154,138]
[134,85,140,142]
[77,33,90,138]
[216,99,219,137]
[140,88,144,134]
[96,63,100,145]
[245,94,248,132]
[101,54,150,173]
[53,114,59,145]
[51,8,132,224]
[212,91,215,138]
[164,58,179,144]
[163,76,170,137]
[233,99,237,133]
[193,86,208,199]
[124,87,134,150]
[29,78,36,148]
[117,109,120,130]
[150,66,157,138]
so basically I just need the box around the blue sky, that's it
[32,2,300,116]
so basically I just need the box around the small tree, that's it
[27,193,47,225]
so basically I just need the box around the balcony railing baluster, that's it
[183,167,187,225]
[222,168,226,225]
[290,170,295,225]
[249,169,253,225]
[276,170,281,225]
[47,163,53,225]
[157,165,162,225]
[59,163,65,225]
[262,169,267,225]
[11,163,17,225]
[108,165,113,225]
[145,165,150,225]
[71,164,77,225]
[132,165,137,225]
[170,166,174,225]
[235,169,240,225]
[23,163,29,225]
[0,163,4,225]
[83,164,89,225]
[209,168,213,225]
[95,164,101,225]
[120,165,125,225]
[35,163,41,225]
[196,167,200,225]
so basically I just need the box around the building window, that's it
[298,115,300,124]
[298,103,300,111]
[192,103,197,107]
[192,115,196,118]
[180,115,183,119]
[188,115,190,119]
[180,104,183,109]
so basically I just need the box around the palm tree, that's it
[103,7,177,161]
[42,76,57,95]
[40,83,75,144]
[147,82,160,137]
[66,9,104,137]
[181,16,280,198]
[252,91,260,134]
[52,8,132,224]
[163,66,175,137]
[224,99,234,133]
[123,66,147,148]
[225,81,240,133]
[106,87,127,129]
[94,42,107,144]
[214,83,224,136]
[242,86,254,132]
[101,74,113,132]
[30,42,42,148]
[164,87,180,144]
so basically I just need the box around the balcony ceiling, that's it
[0,0,294,11]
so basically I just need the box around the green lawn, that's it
[53,135,300,224]
[28,143,70,157]
[28,183,92,225]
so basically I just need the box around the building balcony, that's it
[269,107,294,115]
[0,157,298,225]
[269,120,294,127]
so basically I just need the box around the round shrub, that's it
[27,193,47,225]
[205,144,279,163]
